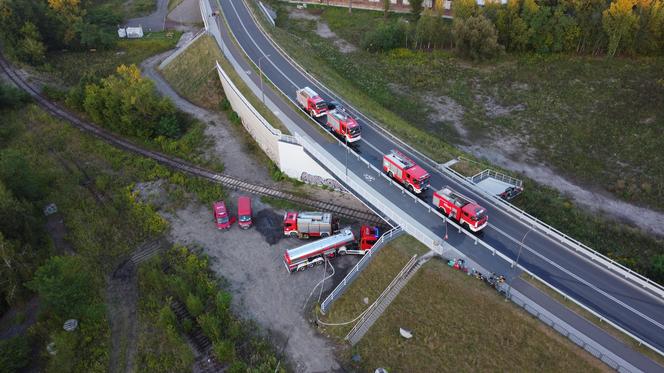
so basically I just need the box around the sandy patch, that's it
[427,95,467,138]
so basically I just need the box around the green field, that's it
[43,32,181,87]
[320,236,607,372]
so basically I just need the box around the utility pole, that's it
[506,226,533,301]
[259,54,270,104]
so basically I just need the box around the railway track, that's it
[0,54,384,226]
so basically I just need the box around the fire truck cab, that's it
[433,187,488,232]
[326,109,361,143]
[383,150,430,194]
[359,225,381,250]
[212,201,231,230]
[296,87,328,118]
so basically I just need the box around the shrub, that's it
[185,293,204,317]
[361,22,410,52]
[212,340,236,364]
[0,336,30,372]
[453,15,504,60]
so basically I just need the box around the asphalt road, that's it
[212,0,664,368]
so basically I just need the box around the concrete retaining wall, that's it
[215,61,339,189]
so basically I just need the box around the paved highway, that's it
[213,0,664,364]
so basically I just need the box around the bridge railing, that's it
[236,0,664,302]
[211,0,664,358]
[320,226,404,314]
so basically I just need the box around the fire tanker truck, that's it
[283,211,339,239]
[326,109,361,143]
[283,226,381,272]
[432,186,488,232]
[296,87,328,118]
[383,150,430,194]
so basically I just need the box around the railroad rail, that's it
[0,54,383,227]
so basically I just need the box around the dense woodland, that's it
[362,0,664,59]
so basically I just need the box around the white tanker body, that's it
[283,229,356,272]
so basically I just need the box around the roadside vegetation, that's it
[250,1,664,284]
[319,236,606,372]
[161,35,226,110]
[137,245,286,372]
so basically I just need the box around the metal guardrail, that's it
[320,226,404,314]
[237,0,664,301]
[444,164,664,300]
[471,169,523,188]
[345,254,420,345]
[210,0,664,358]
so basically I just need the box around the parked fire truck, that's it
[432,186,488,232]
[383,150,430,194]
[326,109,361,143]
[296,87,328,118]
[283,226,381,272]
[283,211,338,239]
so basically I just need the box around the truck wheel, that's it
[308,262,314,268]
[289,232,298,238]
[339,249,347,256]
[321,232,329,238]
[310,109,315,117]
[387,171,393,178]
[408,184,414,193]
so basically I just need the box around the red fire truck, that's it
[283,211,338,239]
[383,150,430,194]
[296,87,328,118]
[283,226,381,272]
[432,186,488,232]
[212,200,231,230]
[326,109,361,143]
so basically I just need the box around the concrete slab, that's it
[476,177,513,196]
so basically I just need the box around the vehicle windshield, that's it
[349,126,361,136]
[417,176,430,188]
[239,215,251,222]
[316,102,327,110]
[471,209,486,221]
[217,217,229,224]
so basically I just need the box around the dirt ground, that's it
[165,193,367,373]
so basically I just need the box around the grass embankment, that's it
[137,246,285,371]
[250,2,664,283]
[320,236,607,372]
[43,32,181,87]
[524,275,664,367]
[161,35,226,110]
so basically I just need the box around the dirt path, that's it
[461,143,664,237]
[140,49,372,213]
[107,239,167,373]
[166,198,353,372]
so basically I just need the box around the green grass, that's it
[321,236,606,372]
[524,275,664,367]
[43,32,181,86]
[161,35,226,110]
[249,2,664,284]
[260,196,307,211]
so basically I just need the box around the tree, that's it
[603,0,640,56]
[634,0,664,54]
[453,15,504,60]
[47,0,84,44]
[185,293,204,317]
[383,0,391,19]
[26,256,96,319]
[410,0,424,18]
[0,83,30,109]
[563,0,609,54]
[453,0,479,20]
[17,22,46,64]
[0,336,30,372]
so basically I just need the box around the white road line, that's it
[222,0,664,331]
[489,223,664,331]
